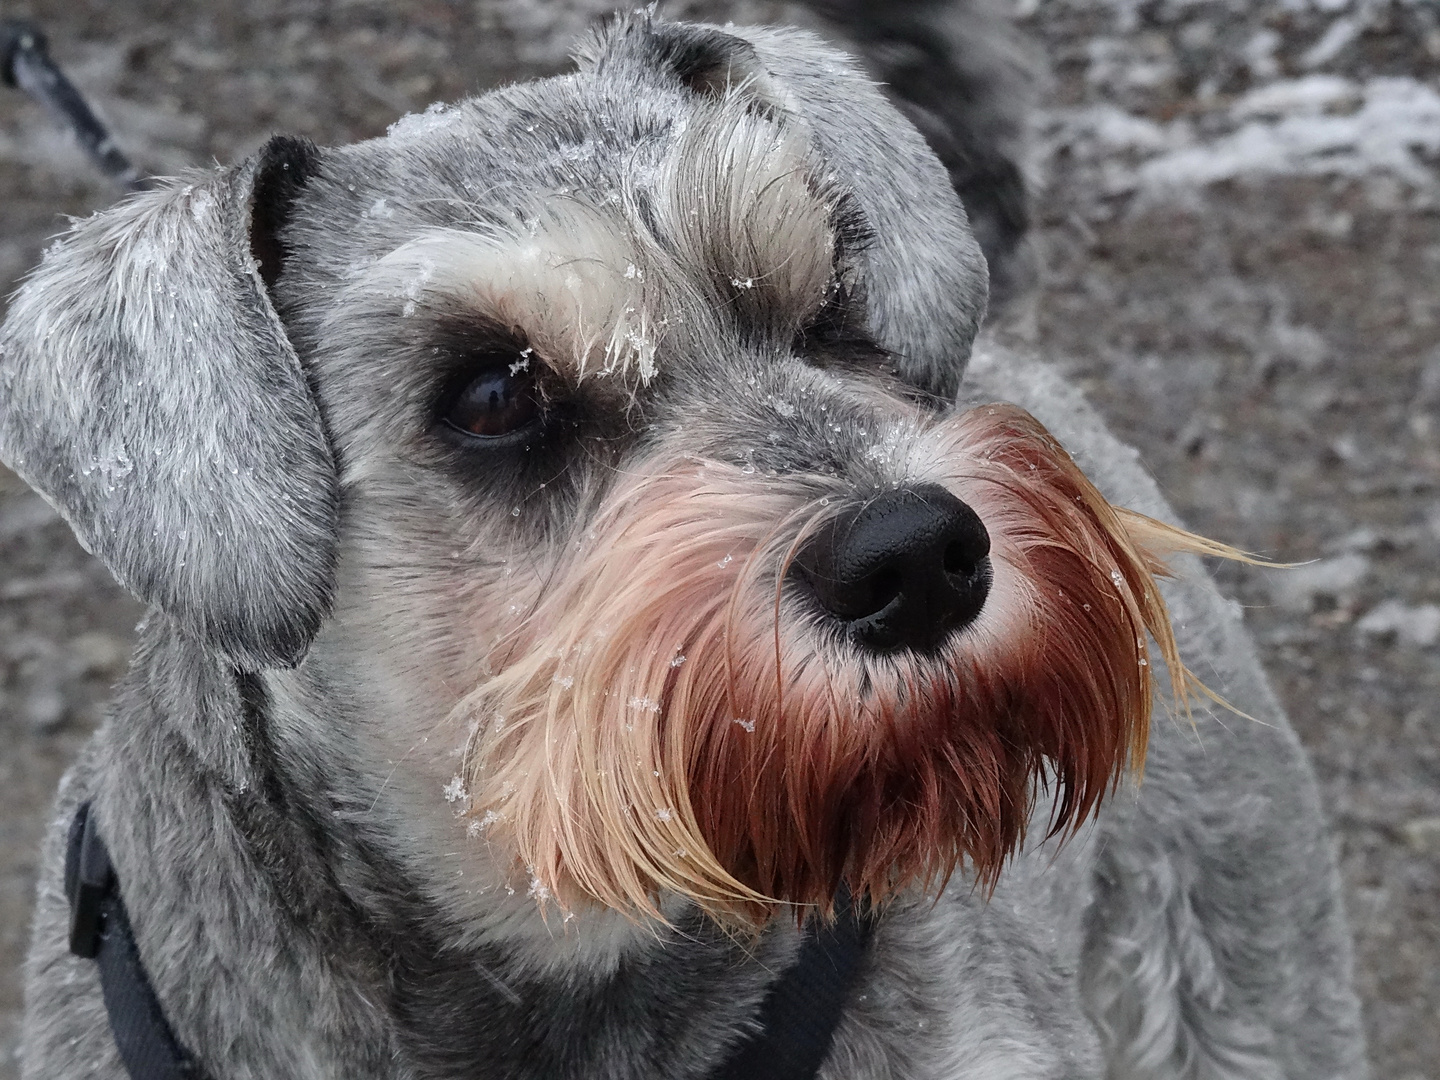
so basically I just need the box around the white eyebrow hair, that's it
[352,91,838,386]
[362,214,664,385]
[638,93,837,327]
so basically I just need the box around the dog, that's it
[0,9,1368,1079]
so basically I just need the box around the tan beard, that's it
[458,403,1237,927]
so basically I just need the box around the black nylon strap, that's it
[63,798,869,1080]
[709,892,875,1080]
[65,803,204,1080]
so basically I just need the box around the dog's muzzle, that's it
[458,404,1207,923]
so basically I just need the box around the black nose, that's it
[793,485,992,655]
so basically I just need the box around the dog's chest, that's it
[379,849,1097,1080]
[384,923,788,1079]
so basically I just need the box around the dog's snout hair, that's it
[457,401,1215,924]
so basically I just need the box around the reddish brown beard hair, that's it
[458,403,1238,927]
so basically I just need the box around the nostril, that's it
[865,566,904,614]
[943,540,971,576]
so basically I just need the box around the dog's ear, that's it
[577,17,793,116]
[578,17,990,400]
[0,136,337,670]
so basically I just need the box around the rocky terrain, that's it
[1,0,1435,1075]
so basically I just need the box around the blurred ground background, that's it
[0,0,1435,1075]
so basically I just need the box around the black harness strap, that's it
[708,890,875,1080]
[65,801,871,1080]
[65,803,203,1080]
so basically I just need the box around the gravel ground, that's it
[0,0,1435,1076]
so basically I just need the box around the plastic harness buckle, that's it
[65,801,115,959]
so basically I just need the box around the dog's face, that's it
[0,17,1197,929]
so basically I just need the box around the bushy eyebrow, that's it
[633,96,839,342]
[347,219,662,390]
[338,94,850,397]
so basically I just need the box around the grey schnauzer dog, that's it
[0,8,1368,1080]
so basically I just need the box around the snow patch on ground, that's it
[1267,552,1370,610]
[1042,75,1440,200]
[1356,600,1440,648]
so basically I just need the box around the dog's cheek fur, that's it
[318,485,552,775]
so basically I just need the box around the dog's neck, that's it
[99,620,812,1075]
[251,656,705,982]
[111,612,695,972]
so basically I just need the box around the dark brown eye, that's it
[444,367,541,440]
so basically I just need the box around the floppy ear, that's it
[0,136,337,670]
[578,17,990,400]
[580,18,795,115]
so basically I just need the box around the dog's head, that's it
[0,16,1201,927]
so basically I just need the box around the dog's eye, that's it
[444,367,541,440]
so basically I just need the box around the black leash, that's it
[66,801,871,1080]
[1,19,146,191]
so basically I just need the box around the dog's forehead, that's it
[278,18,988,414]
[354,73,690,214]
[290,67,839,396]
[337,19,802,217]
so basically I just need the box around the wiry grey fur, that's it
[0,9,1365,1080]
[0,158,339,670]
